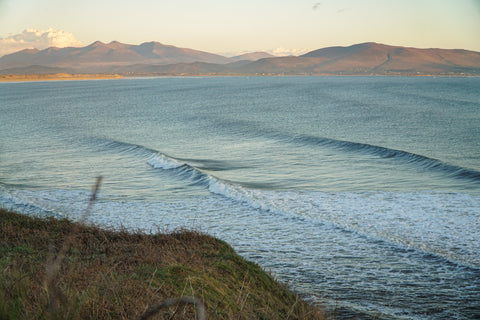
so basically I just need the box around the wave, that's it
[91,138,159,159]
[91,137,250,172]
[92,138,272,206]
[146,152,283,211]
[288,134,480,184]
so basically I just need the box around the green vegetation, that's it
[0,208,325,319]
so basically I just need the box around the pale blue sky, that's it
[0,0,479,56]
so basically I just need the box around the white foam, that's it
[185,167,480,268]
[0,187,87,219]
[207,177,288,214]
[226,189,480,268]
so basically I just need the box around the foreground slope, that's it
[0,208,325,320]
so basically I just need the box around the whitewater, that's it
[1,76,479,319]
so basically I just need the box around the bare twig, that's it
[44,176,103,315]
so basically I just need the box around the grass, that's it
[0,207,326,319]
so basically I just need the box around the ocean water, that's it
[1,76,479,319]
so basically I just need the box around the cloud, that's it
[312,2,322,10]
[219,47,312,58]
[0,28,83,57]
[268,47,312,56]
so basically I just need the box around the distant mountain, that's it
[0,41,231,71]
[299,42,480,74]
[1,41,479,76]
[224,42,480,75]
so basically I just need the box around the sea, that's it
[1,76,479,319]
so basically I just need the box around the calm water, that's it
[1,76,479,319]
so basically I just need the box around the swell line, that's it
[287,134,480,184]
[212,118,480,184]
[92,138,160,158]
[91,137,250,172]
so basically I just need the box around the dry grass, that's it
[0,206,326,319]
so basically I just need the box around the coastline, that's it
[0,72,478,83]
[0,73,124,82]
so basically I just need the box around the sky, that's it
[0,0,479,57]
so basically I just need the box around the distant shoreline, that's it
[0,73,124,82]
[1,73,478,83]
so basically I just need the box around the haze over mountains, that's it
[1,41,479,76]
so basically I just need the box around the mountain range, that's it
[1,41,479,76]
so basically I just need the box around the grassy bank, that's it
[0,208,325,319]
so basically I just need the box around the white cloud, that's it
[268,47,312,57]
[220,47,312,58]
[0,28,83,57]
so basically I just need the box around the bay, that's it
[1,76,479,319]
